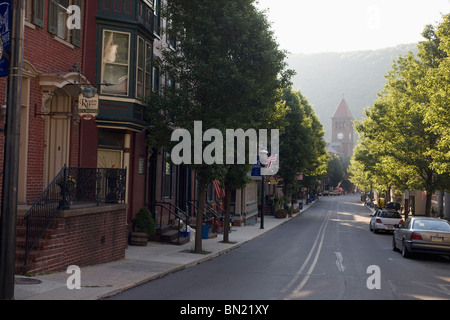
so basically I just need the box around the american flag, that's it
[265,154,278,169]
[213,180,225,199]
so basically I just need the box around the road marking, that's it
[412,281,450,296]
[281,209,332,299]
[335,252,345,272]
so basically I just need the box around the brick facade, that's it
[0,1,86,204]
[16,204,127,275]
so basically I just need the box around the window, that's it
[152,65,160,94]
[137,37,145,99]
[48,0,82,47]
[166,19,177,50]
[162,152,173,199]
[153,0,161,36]
[136,37,153,99]
[101,30,130,96]
[25,0,45,27]
[145,42,153,97]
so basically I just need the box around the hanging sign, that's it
[78,93,99,120]
[0,0,11,77]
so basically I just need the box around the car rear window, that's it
[380,211,401,218]
[413,220,450,231]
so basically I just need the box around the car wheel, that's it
[402,240,411,258]
[370,224,373,232]
[373,226,378,234]
[392,237,399,252]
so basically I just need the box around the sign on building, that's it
[0,0,11,77]
[78,93,99,120]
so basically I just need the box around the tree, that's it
[327,155,344,189]
[145,0,292,252]
[424,13,450,177]
[277,89,309,196]
[351,15,450,216]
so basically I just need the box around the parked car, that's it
[392,217,450,258]
[370,209,403,233]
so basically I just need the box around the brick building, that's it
[0,0,129,275]
[0,0,85,205]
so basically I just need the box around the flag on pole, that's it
[265,154,278,169]
[213,180,225,198]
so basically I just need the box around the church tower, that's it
[331,98,354,157]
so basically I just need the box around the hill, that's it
[288,44,418,142]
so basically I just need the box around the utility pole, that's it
[0,0,25,300]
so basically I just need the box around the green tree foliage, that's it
[277,89,327,196]
[145,0,292,251]
[424,14,450,176]
[350,14,450,216]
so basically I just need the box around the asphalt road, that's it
[109,194,450,300]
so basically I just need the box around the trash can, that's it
[202,225,211,239]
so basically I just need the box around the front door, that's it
[44,92,71,186]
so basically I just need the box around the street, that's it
[109,194,450,300]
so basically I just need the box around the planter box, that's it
[129,231,149,246]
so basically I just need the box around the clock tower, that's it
[331,98,354,157]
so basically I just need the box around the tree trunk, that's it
[223,187,232,243]
[425,191,432,217]
[195,189,206,252]
[424,171,434,217]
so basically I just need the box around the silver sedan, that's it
[393,217,450,258]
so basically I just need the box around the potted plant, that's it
[56,175,76,209]
[129,207,156,246]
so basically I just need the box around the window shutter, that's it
[71,0,82,47]
[33,0,45,28]
[48,0,58,35]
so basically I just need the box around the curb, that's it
[99,201,317,299]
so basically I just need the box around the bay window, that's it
[137,37,153,99]
[101,30,130,96]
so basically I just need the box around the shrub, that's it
[274,209,288,219]
[133,207,156,235]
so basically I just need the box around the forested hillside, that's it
[288,44,418,142]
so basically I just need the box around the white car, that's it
[370,209,403,233]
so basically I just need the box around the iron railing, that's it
[187,200,224,222]
[24,166,127,265]
[154,202,190,243]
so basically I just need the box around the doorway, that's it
[44,90,72,186]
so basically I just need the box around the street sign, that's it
[0,0,11,77]
[251,156,261,177]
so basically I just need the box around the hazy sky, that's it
[256,0,450,54]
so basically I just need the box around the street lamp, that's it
[259,149,268,230]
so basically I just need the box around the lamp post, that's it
[259,149,268,230]
[0,0,25,300]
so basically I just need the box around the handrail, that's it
[155,202,190,243]
[188,200,223,221]
[158,201,191,222]
[24,166,67,266]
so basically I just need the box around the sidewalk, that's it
[14,201,316,300]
